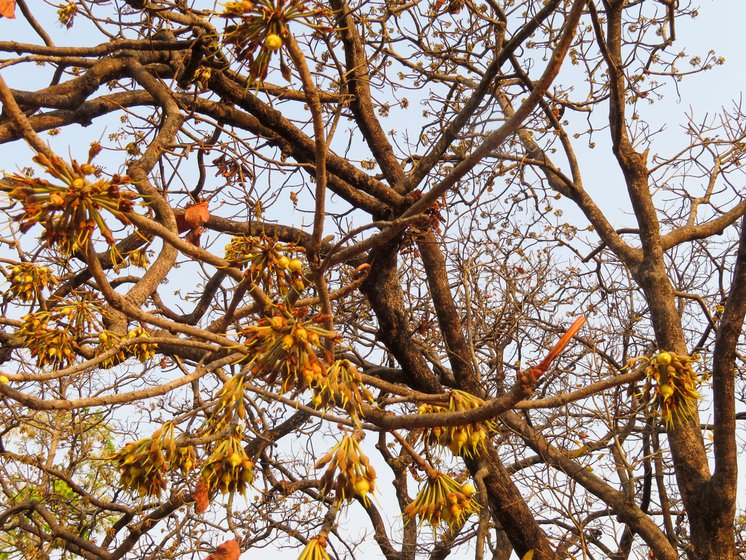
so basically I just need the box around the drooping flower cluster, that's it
[112,424,199,499]
[224,234,306,295]
[219,0,330,82]
[297,536,331,560]
[125,326,157,363]
[239,308,338,393]
[311,359,375,418]
[1,146,137,255]
[18,312,78,370]
[315,434,376,504]
[96,326,157,369]
[644,351,701,430]
[204,373,248,435]
[111,422,177,498]
[201,429,255,495]
[419,390,496,457]
[404,471,479,530]
[5,262,57,302]
[17,293,102,369]
[171,439,197,476]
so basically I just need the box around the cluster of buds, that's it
[111,245,151,272]
[57,1,77,28]
[1,147,137,256]
[315,434,376,504]
[220,0,329,82]
[96,326,157,368]
[111,422,176,498]
[239,309,338,394]
[5,262,57,302]
[311,359,375,418]
[126,326,157,363]
[51,294,103,336]
[126,246,150,269]
[171,440,197,476]
[96,330,127,369]
[204,374,247,435]
[297,535,331,560]
[201,432,254,495]
[644,351,701,430]
[224,235,306,295]
[403,471,478,530]
[16,293,108,370]
[419,390,495,457]
[18,313,78,370]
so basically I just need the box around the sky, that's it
[1,1,745,559]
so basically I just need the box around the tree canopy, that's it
[0,1,745,559]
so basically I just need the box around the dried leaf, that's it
[0,0,16,18]
[193,479,210,514]
[206,539,241,560]
[183,200,210,230]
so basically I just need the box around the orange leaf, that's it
[538,316,586,372]
[183,200,210,230]
[0,0,16,18]
[205,539,241,560]
[193,479,210,514]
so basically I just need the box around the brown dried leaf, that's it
[205,539,241,560]
[0,0,16,18]
[193,479,210,514]
[183,200,210,230]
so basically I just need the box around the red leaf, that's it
[0,0,16,18]
[205,539,241,560]
[183,200,210,230]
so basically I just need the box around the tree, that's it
[0,1,744,559]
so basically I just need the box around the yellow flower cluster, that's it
[419,390,495,457]
[204,374,248,435]
[96,326,157,368]
[126,326,157,363]
[311,359,375,418]
[644,351,701,430]
[315,434,376,504]
[404,471,479,530]
[239,310,338,393]
[297,536,330,560]
[17,293,106,370]
[1,147,137,255]
[6,263,57,302]
[219,0,328,82]
[224,235,306,295]
[171,441,197,476]
[111,422,177,498]
[201,432,254,495]
[18,313,77,370]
